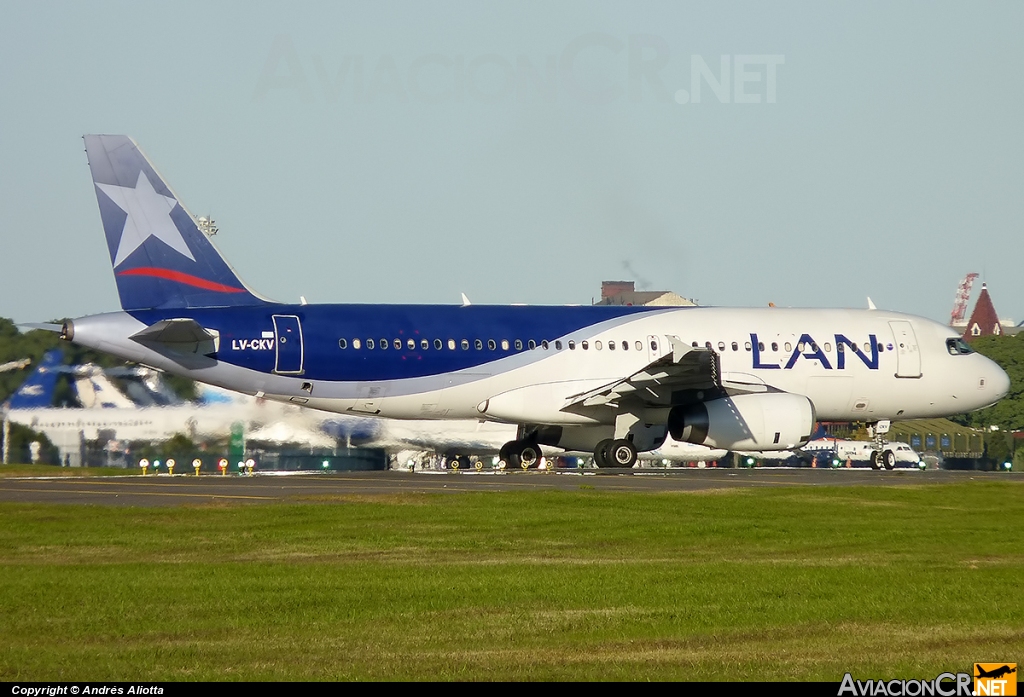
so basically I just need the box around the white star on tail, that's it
[96,171,196,267]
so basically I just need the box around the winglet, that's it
[461,293,472,307]
[867,297,877,310]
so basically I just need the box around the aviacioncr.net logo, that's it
[838,672,973,696]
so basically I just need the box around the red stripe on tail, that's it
[117,267,246,293]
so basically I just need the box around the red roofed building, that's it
[963,283,1005,340]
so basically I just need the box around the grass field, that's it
[0,479,1021,680]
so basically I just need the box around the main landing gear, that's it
[593,439,638,468]
[499,440,543,470]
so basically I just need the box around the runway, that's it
[0,468,1014,507]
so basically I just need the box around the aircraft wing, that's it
[563,337,721,411]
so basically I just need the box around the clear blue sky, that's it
[1,1,1021,324]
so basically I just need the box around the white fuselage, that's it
[67,306,1009,445]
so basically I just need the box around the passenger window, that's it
[582,341,589,350]
[461,339,470,350]
[568,340,576,350]
[528,340,536,350]
[876,343,884,352]
[622,341,629,351]
[824,343,832,352]
[651,340,657,352]
[407,339,415,350]
[771,342,778,352]
[744,342,752,351]
[353,339,361,349]
[421,339,429,350]
[798,342,805,352]
[705,341,712,349]
[434,339,442,350]
[691,341,698,348]
[811,343,819,352]
[501,339,509,350]
[758,342,765,351]
[608,341,616,351]
[555,341,563,350]
[718,342,725,351]
[595,340,602,350]
[732,342,738,351]
[487,339,496,350]
[338,339,348,349]
[382,339,389,350]
[636,341,643,351]
[475,339,483,350]
[367,339,375,350]
[448,339,456,350]
[863,342,871,353]
[785,342,792,352]
[837,343,845,353]
[542,340,549,350]
[393,339,401,350]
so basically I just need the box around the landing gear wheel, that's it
[870,450,883,470]
[518,442,541,469]
[594,439,614,468]
[883,450,896,470]
[499,441,515,470]
[609,439,638,468]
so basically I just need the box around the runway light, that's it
[322,460,330,469]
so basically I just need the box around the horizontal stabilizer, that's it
[17,323,63,333]
[130,318,220,355]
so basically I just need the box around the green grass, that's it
[0,481,1022,680]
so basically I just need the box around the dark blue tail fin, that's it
[84,135,271,310]
[7,350,63,409]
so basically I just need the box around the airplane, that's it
[975,665,1016,680]
[641,437,729,466]
[44,135,1010,470]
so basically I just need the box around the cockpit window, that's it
[946,338,975,355]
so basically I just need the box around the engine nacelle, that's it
[667,393,815,451]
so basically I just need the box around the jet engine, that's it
[667,393,815,451]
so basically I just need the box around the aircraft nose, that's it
[988,361,1011,402]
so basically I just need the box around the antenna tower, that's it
[949,272,979,325]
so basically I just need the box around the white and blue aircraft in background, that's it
[50,135,1010,469]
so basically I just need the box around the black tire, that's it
[883,450,896,470]
[870,450,883,470]
[518,442,541,469]
[609,439,638,468]
[499,441,514,463]
[594,439,614,468]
